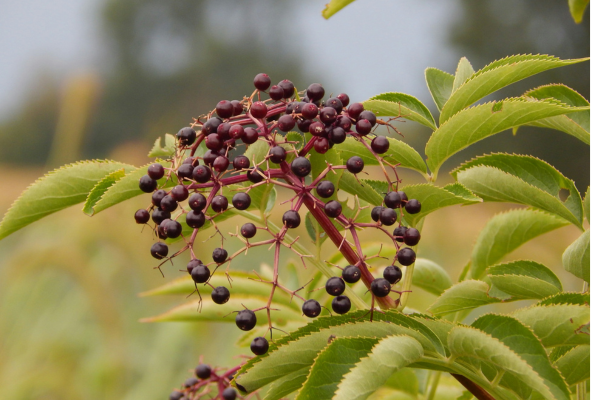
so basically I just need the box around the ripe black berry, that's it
[152,189,167,206]
[232,192,251,210]
[195,363,211,380]
[403,228,421,246]
[233,155,250,170]
[337,93,350,107]
[316,180,335,198]
[169,390,183,400]
[235,309,257,331]
[397,247,416,266]
[211,195,228,212]
[241,222,257,238]
[222,388,237,400]
[347,103,364,120]
[191,264,210,283]
[254,73,271,91]
[212,248,228,264]
[177,127,196,146]
[371,136,389,154]
[302,103,319,119]
[152,209,171,224]
[189,193,207,211]
[135,209,150,224]
[193,165,212,183]
[332,295,351,314]
[359,110,377,127]
[393,226,408,242]
[187,259,202,274]
[302,299,321,318]
[216,100,234,119]
[203,117,223,134]
[379,208,397,226]
[324,200,342,218]
[342,265,361,283]
[291,157,311,177]
[371,206,383,222]
[139,175,157,193]
[171,185,189,202]
[177,163,194,180]
[242,127,259,144]
[297,118,312,133]
[184,377,198,388]
[278,80,295,98]
[325,97,343,114]
[165,220,182,238]
[183,157,199,167]
[277,115,295,132]
[158,219,171,238]
[320,107,337,124]
[269,146,287,164]
[405,199,421,214]
[247,167,264,183]
[384,192,403,209]
[250,102,267,119]
[314,137,329,154]
[307,83,325,101]
[269,85,284,101]
[325,277,345,296]
[371,278,391,297]
[282,210,301,228]
[383,265,402,284]
[203,150,217,166]
[355,119,372,135]
[309,121,326,137]
[211,286,230,304]
[147,163,164,180]
[250,337,269,355]
[151,242,168,259]
[186,210,206,228]
[346,156,364,174]
[231,100,243,116]
[329,126,346,144]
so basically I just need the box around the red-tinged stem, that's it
[299,136,317,157]
[187,169,286,190]
[451,374,495,400]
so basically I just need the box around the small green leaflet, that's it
[263,367,311,400]
[286,131,305,151]
[568,0,590,23]
[439,54,588,123]
[333,336,424,400]
[452,57,475,93]
[425,97,589,178]
[309,147,343,188]
[412,258,452,296]
[584,186,590,223]
[487,260,562,300]
[363,92,437,130]
[537,292,589,306]
[0,160,134,240]
[554,345,590,386]
[148,133,177,157]
[338,172,383,206]
[428,280,500,316]
[470,209,569,279]
[562,230,590,283]
[321,0,355,19]
[424,67,454,111]
[82,166,135,215]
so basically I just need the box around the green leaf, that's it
[244,139,270,165]
[412,258,453,296]
[584,186,590,223]
[426,97,588,177]
[487,260,562,300]
[286,131,305,151]
[562,230,590,282]
[512,304,590,347]
[428,280,499,316]
[263,366,311,400]
[452,153,584,226]
[296,337,379,400]
[568,0,589,23]
[0,160,134,240]
[538,292,589,306]
[321,0,355,19]
[470,209,569,279]
[82,166,136,215]
[383,368,420,394]
[424,67,455,111]
[305,213,327,246]
[310,148,343,188]
[400,183,481,226]
[333,336,424,400]
[338,172,384,206]
[452,57,475,93]
[148,133,177,157]
[471,314,570,400]
[448,326,556,400]
[364,92,437,130]
[554,345,590,385]
[439,55,589,123]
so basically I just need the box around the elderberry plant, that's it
[0,53,590,400]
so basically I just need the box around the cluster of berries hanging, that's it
[135,73,422,398]
[168,362,242,400]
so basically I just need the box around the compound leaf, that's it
[425,67,454,111]
[487,260,562,300]
[562,230,590,282]
[412,258,453,296]
[428,280,500,316]
[364,92,437,130]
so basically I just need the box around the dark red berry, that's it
[217,122,231,140]
[169,391,183,400]
[332,295,351,314]
[325,97,343,114]
[211,195,228,212]
[211,286,230,304]
[371,136,389,154]
[157,220,169,239]
[383,265,402,284]
[397,247,416,266]
[306,83,325,101]
[213,156,230,173]
[242,127,259,144]
[297,118,312,132]
[380,208,397,226]
[177,164,194,180]
[250,337,269,355]
[302,299,321,318]
[320,107,337,124]
[291,157,311,177]
[346,156,364,174]
[203,150,218,166]
[187,259,202,274]
[316,180,335,198]
[216,100,234,119]
[355,119,372,135]
[347,103,364,120]
[152,190,167,206]
[278,80,295,98]
[405,199,421,214]
[359,110,377,127]
[282,210,301,228]
[371,206,383,222]
[193,165,212,183]
[277,115,295,132]
[269,146,287,164]
[177,127,196,146]
[384,192,403,209]
[269,85,284,100]
[186,210,205,228]
[325,277,345,296]
[309,121,326,137]
[250,102,268,119]
[233,155,250,170]
[203,117,223,135]
[235,309,257,331]
[135,209,150,224]
[151,242,168,259]
[223,388,237,400]
[324,200,342,218]
[247,167,264,183]
[147,163,164,180]
[206,133,223,151]
[302,103,319,119]
[195,364,211,380]
[229,124,244,140]
[403,227,421,246]
[393,226,408,242]
[329,126,346,144]
[337,115,352,131]
[139,175,157,193]
[254,73,271,91]
[231,100,243,116]
[337,93,350,107]
[241,223,257,238]
[183,157,199,167]
[342,265,361,283]
[161,195,178,212]
[232,192,251,210]
[165,220,182,238]
[184,378,199,388]
[152,209,171,224]
[171,185,189,202]
[371,278,391,297]
[314,137,329,154]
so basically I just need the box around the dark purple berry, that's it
[278,80,295,98]
[206,133,223,151]
[217,122,231,140]
[152,190,167,206]
[302,103,319,119]
[241,223,257,238]
[231,100,243,116]
[203,150,218,166]
[186,210,205,228]
[337,93,350,107]
[405,199,421,214]
[182,157,199,167]
[135,209,150,224]
[229,124,244,140]
[195,364,211,380]
[307,83,325,101]
[320,106,337,124]
[247,167,264,183]
[393,226,408,242]
[329,126,346,144]
[150,242,168,259]
[291,157,311,177]
[235,309,257,331]
[383,265,402,284]
[250,337,269,355]
[250,102,267,119]
[371,206,383,222]
[211,195,228,212]
[347,103,364,120]
[346,156,364,174]
[371,136,389,154]
[309,121,326,137]
[232,192,251,210]
[213,156,230,173]
[193,165,212,183]
[359,110,377,127]
[187,259,202,274]
[380,208,397,226]
[277,115,295,132]
[269,85,284,101]
[157,220,169,239]
[139,175,157,193]
[371,278,391,297]
[325,277,345,296]
[242,127,259,144]
[355,119,372,135]
[302,299,321,318]
[211,286,230,304]
[282,210,301,228]
[342,265,361,283]
[177,127,196,146]
[212,248,228,263]
[384,192,403,209]
[325,97,343,114]
[403,227,421,246]
[222,388,237,400]
[332,295,351,314]
[216,100,234,119]
[337,115,352,131]
[203,117,223,134]
[233,155,250,170]
[147,163,164,180]
[314,137,329,154]
[297,118,312,133]
[316,180,335,198]
[324,200,342,218]
[397,247,416,266]
[171,185,189,202]
[169,390,183,400]
[152,208,171,224]
[254,73,271,91]
[177,164,194,180]
[397,191,409,207]
[184,378,198,388]
[165,220,182,238]
[269,146,287,163]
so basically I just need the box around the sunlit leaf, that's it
[82,166,136,215]
[487,260,562,299]
[452,57,475,92]
[428,280,500,316]
[562,230,590,282]
[412,258,453,296]
[568,0,590,23]
[364,92,437,130]
[424,67,454,111]
[554,345,590,385]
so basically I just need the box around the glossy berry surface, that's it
[152,209,170,224]
[269,85,284,100]
[187,259,202,274]
[139,175,157,193]
[150,242,168,259]
[250,102,268,118]
[405,199,422,214]
[346,156,364,174]
[165,220,182,238]
[193,165,211,183]
[319,106,337,123]
[307,83,325,101]
[371,136,390,154]
[151,189,167,206]
[302,299,321,318]
[384,192,403,209]
[278,79,295,98]
[188,193,207,211]
[379,208,397,226]
[324,200,342,218]
[371,278,391,297]
[211,286,230,304]
[242,127,259,144]
[135,209,150,224]
[212,248,228,263]
[325,277,346,296]
[397,247,416,266]
[316,180,335,198]
[302,102,319,119]
[269,146,287,163]
[186,210,205,228]
[253,73,271,91]
[393,226,408,242]
[247,167,264,183]
[332,295,351,314]
[250,337,269,355]
[337,93,350,107]
[383,265,402,284]
[222,388,237,400]
[191,264,210,283]
[355,119,372,135]
[177,127,196,146]
[195,364,211,379]
[147,163,164,180]
[314,137,329,154]
[233,155,250,170]
[342,265,361,283]
[403,227,421,246]
[282,210,301,228]
[291,157,311,177]
[216,100,233,119]
[235,309,257,331]
[241,222,257,238]
[171,185,189,202]
[213,156,230,172]
[347,102,364,119]
[359,110,377,127]
[177,164,194,180]
[211,195,228,212]
[371,206,383,222]
[277,115,295,132]
[232,192,251,210]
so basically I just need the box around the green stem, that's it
[399,217,425,311]
[425,371,442,400]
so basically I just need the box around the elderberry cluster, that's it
[168,362,240,400]
[134,73,423,380]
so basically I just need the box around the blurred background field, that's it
[0,1,589,399]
